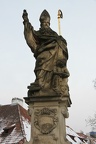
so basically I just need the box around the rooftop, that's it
[0,104,31,144]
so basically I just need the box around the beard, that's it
[39,27,58,36]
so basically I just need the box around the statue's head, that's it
[39,10,50,29]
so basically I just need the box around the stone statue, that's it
[22,9,70,97]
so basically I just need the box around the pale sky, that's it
[0,0,96,133]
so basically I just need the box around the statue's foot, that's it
[28,88,60,97]
[39,88,59,96]
[27,82,41,91]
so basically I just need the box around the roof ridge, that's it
[17,104,26,142]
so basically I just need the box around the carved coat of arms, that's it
[34,108,58,134]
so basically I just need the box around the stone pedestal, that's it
[24,95,72,144]
[22,8,72,144]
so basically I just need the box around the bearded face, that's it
[39,26,51,35]
[41,17,50,29]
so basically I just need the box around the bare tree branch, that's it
[86,113,96,130]
[93,79,96,89]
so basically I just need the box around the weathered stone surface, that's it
[22,9,72,144]
[22,9,70,98]
[25,99,71,144]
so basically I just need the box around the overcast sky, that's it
[0,0,96,133]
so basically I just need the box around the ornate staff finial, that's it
[58,9,63,35]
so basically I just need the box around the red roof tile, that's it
[0,104,30,144]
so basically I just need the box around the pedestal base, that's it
[24,95,71,144]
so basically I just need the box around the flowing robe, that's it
[24,24,70,96]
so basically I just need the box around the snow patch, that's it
[22,116,31,141]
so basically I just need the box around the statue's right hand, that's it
[22,9,28,22]
[22,10,32,32]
